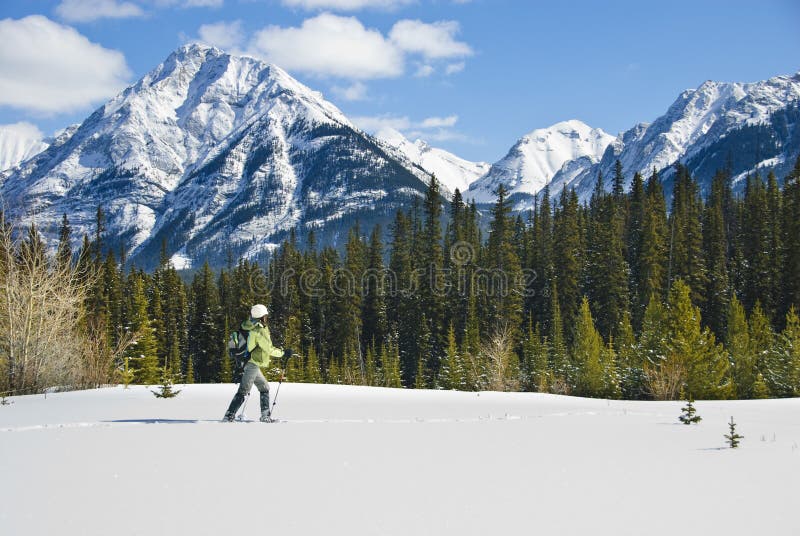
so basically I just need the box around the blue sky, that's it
[1,0,799,163]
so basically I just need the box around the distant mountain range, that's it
[1,44,798,268]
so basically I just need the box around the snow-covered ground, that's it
[1,384,798,535]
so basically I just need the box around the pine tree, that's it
[126,271,160,384]
[679,397,702,424]
[727,295,755,399]
[57,213,72,266]
[668,164,707,305]
[667,280,730,399]
[187,261,222,382]
[152,366,182,398]
[703,169,731,338]
[382,340,403,388]
[584,171,630,339]
[634,170,669,328]
[751,373,770,399]
[419,176,446,375]
[782,157,800,316]
[304,344,322,384]
[120,357,135,389]
[439,324,464,390]
[364,346,378,386]
[548,282,570,392]
[185,356,195,384]
[486,183,524,335]
[362,225,388,352]
[724,416,743,448]
[617,310,644,399]
[741,174,773,316]
[749,302,778,395]
[573,297,606,398]
[521,320,548,392]
[553,188,583,342]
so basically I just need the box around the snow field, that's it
[1,384,798,535]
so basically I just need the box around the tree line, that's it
[2,157,800,399]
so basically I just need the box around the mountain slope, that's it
[0,44,431,268]
[0,123,49,172]
[554,72,800,202]
[376,128,489,194]
[466,120,614,206]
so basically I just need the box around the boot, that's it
[259,391,272,423]
[223,391,246,422]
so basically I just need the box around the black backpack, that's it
[227,328,251,370]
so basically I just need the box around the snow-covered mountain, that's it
[0,123,49,172]
[551,72,800,203]
[0,44,431,269]
[376,128,490,194]
[466,120,614,206]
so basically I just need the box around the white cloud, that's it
[354,114,470,144]
[389,19,472,59]
[353,114,459,134]
[0,16,131,114]
[183,0,223,6]
[152,0,223,7]
[55,0,144,22]
[414,64,434,77]
[247,13,403,79]
[419,115,458,128]
[281,0,413,10]
[332,81,368,101]
[445,61,465,75]
[196,20,244,51]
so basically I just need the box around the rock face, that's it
[0,44,431,269]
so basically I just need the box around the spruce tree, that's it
[782,307,800,396]
[667,280,730,399]
[126,271,160,384]
[741,174,774,316]
[703,169,731,338]
[362,225,388,352]
[304,344,322,384]
[585,171,630,339]
[782,157,800,316]
[382,340,403,388]
[553,188,583,343]
[57,213,73,266]
[573,297,606,398]
[668,164,707,305]
[634,170,669,328]
[187,261,222,382]
[724,416,743,448]
[439,324,464,390]
[548,282,570,392]
[679,397,702,424]
[727,296,755,399]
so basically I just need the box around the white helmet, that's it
[251,304,269,319]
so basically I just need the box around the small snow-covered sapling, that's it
[724,416,744,448]
[679,397,702,425]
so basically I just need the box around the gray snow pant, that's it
[224,362,270,421]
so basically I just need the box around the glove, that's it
[283,348,293,359]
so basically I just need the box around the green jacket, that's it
[242,318,284,368]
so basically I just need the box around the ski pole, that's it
[270,353,295,417]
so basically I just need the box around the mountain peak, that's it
[1,43,424,268]
[466,119,614,204]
